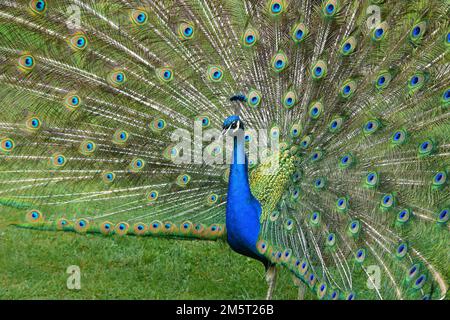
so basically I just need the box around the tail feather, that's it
[0,0,448,300]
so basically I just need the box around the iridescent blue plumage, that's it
[223,116,265,263]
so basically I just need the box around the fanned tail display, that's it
[0,0,448,300]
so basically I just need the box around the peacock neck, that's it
[225,134,264,262]
[228,135,252,200]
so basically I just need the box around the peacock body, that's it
[0,0,449,300]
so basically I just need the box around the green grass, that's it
[0,208,306,300]
[3,207,447,300]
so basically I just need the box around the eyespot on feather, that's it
[178,21,195,40]
[156,67,174,82]
[130,10,148,26]
[68,32,88,51]
[242,27,259,47]
[29,0,47,15]
[18,53,35,73]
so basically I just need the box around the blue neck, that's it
[229,136,251,199]
[226,135,264,262]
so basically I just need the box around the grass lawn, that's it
[0,208,308,300]
[2,207,447,300]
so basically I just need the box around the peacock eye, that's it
[409,21,427,43]
[36,1,45,10]
[363,119,381,134]
[291,22,308,43]
[25,57,33,66]
[381,194,395,208]
[80,140,96,155]
[326,4,334,13]
[397,209,411,224]
[349,220,360,234]
[314,178,325,189]
[246,89,262,108]
[438,208,449,224]
[272,3,281,12]
[77,37,85,47]
[329,117,343,133]
[371,22,388,41]
[418,139,435,156]
[18,54,36,72]
[242,27,259,47]
[315,67,322,76]
[355,249,366,262]
[375,28,384,38]
[157,67,174,82]
[432,171,447,189]
[444,89,450,101]
[271,51,288,72]
[340,36,357,55]
[311,60,327,79]
[30,0,47,14]
[179,22,195,39]
[27,117,41,130]
[208,66,224,82]
[269,0,285,15]
[343,85,350,94]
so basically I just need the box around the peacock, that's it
[0,0,449,300]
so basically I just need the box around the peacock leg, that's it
[265,264,277,300]
[297,283,305,300]
[291,275,305,300]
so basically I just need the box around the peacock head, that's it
[222,115,244,135]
